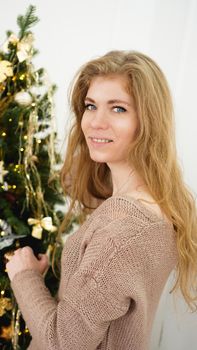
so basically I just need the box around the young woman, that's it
[6,50,197,350]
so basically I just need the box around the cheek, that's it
[116,119,138,143]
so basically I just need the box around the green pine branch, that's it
[17,5,39,39]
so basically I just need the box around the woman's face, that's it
[81,75,139,166]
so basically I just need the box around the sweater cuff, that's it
[11,269,57,340]
[11,269,45,298]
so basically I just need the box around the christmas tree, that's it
[0,5,70,349]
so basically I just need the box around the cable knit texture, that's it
[11,196,178,350]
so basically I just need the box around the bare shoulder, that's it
[126,190,170,223]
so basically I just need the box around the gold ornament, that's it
[0,160,8,183]
[0,60,13,83]
[28,216,57,239]
[0,296,12,317]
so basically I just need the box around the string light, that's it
[0,85,5,92]
[19,74,25,80]
[20,147,24,152]
[2,132,6,137]
[14,164,20,173]
[9,118,12,122]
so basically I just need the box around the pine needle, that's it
[17,4,39,39]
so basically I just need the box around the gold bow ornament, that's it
[0,60,13,83]
[28,217,57,239]
[0,297,12,317]
[1,33,34,62]
[17,33,34,62]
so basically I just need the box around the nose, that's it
[90,108,108,129]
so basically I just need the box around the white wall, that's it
[1,1,197,349]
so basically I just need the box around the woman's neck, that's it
[107,162,147,196]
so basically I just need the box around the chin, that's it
[89,153,108,163]
[90,157,106,163]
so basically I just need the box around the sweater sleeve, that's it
[11,235,133,350]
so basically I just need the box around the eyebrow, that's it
[84,97,131,107]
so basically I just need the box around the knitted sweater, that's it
[11,195,178,350]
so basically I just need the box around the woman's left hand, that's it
[6,246,49,282]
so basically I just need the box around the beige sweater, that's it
[11,196,178,350]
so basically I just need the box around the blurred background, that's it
[1,1,197,349]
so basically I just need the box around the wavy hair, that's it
[59,50,197,311]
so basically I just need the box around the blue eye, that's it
[114,106,126,113]
[84,104,96,110]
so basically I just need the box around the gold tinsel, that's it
[11,307,21,349]
[0,324,13,340]
[0,296,12,316]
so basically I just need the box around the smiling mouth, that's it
[89,137,113,143]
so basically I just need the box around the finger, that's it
[14,247,22,255]
[5,260,11,273]
[4,251,15,261]
[38,255,49,269]
[38,254,48,263]
[22,246,33,255]
[38,253,47,259]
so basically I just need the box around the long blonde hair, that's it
[60,50,197,311]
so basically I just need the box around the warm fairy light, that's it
[1,290,5,296]
[12,76,17,81]
[19,121,23,126]
[37,139,41,144]
[14,165,20,173]
[2,132,6,137]
[1,231,5,236]
[31,102,36,107]
[12,185,16,189]
[20,147,24,151]
[9,118,12,122]
[19,74,25,80]
[24,135,27,140]
[0,182,8,191]
[0,85,5,91]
